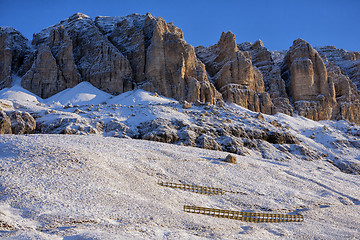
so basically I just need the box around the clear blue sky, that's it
[0,0,359,51]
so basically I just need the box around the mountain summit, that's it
[1,13,360,123]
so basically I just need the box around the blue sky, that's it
[0,0,359,51]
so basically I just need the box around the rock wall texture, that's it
[196,32,275,114]
[280,39,337,121]
[0,27,30,89]
[1,13,360,124]
[95,13,220,104]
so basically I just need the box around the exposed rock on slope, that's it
[95,13,220,104]
[0,110,36,134]
[0,27,30,89]
[0,110,12,134]
[9,111,36,134]
[196,32,275,114]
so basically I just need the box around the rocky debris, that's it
[0,110,12,134]
[196,32,275,114]
[224,154,237,164]
[182,101,192,109]
[0,27,30,89]
[36,116,99,135]
[104,119,136,138]
[281,39,336,121]
[133,104,298,156]
[334,160,360,175]
[9,111,36,134]
[95,13,221,104]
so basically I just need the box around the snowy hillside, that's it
[0,83,360,239]
[0,135,359,239]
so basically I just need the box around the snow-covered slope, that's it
[0,85,42,104]
[0,83,360,239]
[0,134,359,239]
[44,82,112,106]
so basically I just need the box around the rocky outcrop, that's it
[22,25,81,98]
[9,111,36,134]
[316,46,360,90]
[0,27,30,89]
[95,13,221,104]
[281,39,336,121]
[321,55,360,124]
[0,111,12,134]
[196,32,275,114]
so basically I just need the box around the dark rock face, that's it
[0,27,30,89]
[22,25,81,98]
[317,47,360,124]
[316,46,360,90]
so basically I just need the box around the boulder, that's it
[0,111,12,134]
[224,154,237,164]
[9,111,36,134]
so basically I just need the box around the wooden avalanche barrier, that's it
[158,182,224,195]
[184,205,304,223]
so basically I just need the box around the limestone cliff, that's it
[23,13,133,98]
[95,13,221,104]
[281,39,336,121]
[0,27,30,89]
[196,32,275,114]
[239,40,293,115]
[1,13,360,124]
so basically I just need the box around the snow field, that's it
[0,134,359,239]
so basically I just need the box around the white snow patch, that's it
[44,82,112,106]
[0,85,42,103]
[108,89,176,106]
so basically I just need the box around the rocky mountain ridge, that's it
[1,12,360,123]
